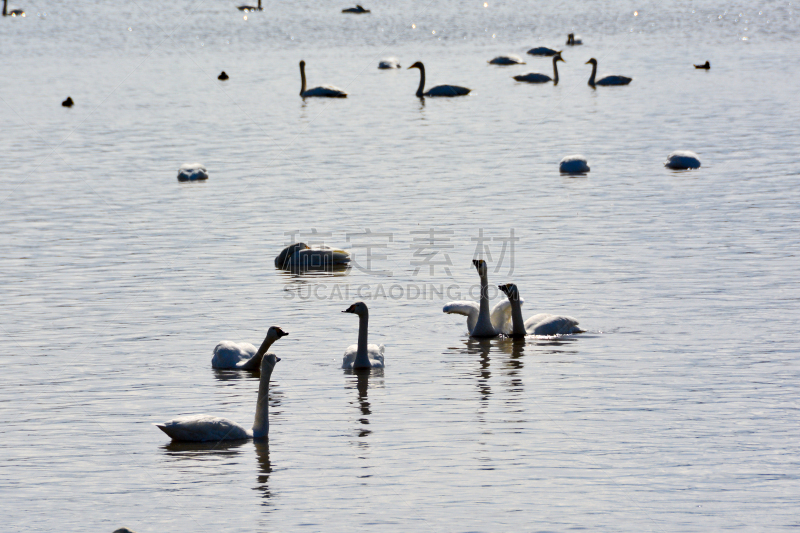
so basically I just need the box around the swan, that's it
[498,283,583,336]
[559,154,590,174]
[586,58,632,87]
[2,0,24,16]
[218,71,229,80]
[113,529,137,533]
[342,302,385,369]
[378,58,401,69]
[694,61,710,69]
[342,4,370,13]
[177,163,208,181]
[62,96,74,108]
[488,55,525,65]
[237,0,262,12]
[443,259,517,338]
[664,150,701,170]
[527,46,558,57]
[212,326,288,370]
[156,353,280,442]
[274,242,350,270]
[514,52,564,84]
[408,62,470,97]
[566,33,582,45]
[299,60,347,98]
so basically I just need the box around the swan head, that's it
[275,242,310,268]
[261,353,281,372]
[343,301,369,316]
[498,283,520,302]
[299,60,306,68]
[472,259,488,277]
[586,58,597,66]
[267,326,289,341]
[407,61,424,71]
[567,33,573,43]
[555,51,565,63]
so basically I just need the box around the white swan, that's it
[488,55,525,65]
[2,0,24,16]
[299,60,347,98]
[498,283,583,336]
[342,302,385,369]
[665,150,701,170]
[212,326,288,370]
[274,242,350,270]
[237,0,262,11]
[378,58,401,69]
[408,62,470,97]
[566,33,582,45]
[514,52,564,84]
[156,353,280,441]
[527,46,558,57]
[559,154,590,174]
[342,4,370,13]
[443,259,516,338]
[586,58,632,87]
[177,163,208,181]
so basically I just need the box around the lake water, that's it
[2,0,799,531]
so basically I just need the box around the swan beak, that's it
[585,60,591,64]
[343,304,356,313]
[276,357,281,362]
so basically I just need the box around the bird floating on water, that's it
[218,71,229,80]
[514,52,564,84]
[237,0,262,12]
[694,61,710,69]
[443,260,516,338]
[559,155,590,174]
[177,163,208,181]
[212,327,288,370]
[342,302,385,369]
[408,61,470,97]
[342,4,370,13]
[274,242,350,270]
[2,0,24,16]
[378,58,401,69]
[664,150,701,170]
[566,33,582,45]
[526,46,558,57]
[488,55,525,65]
[61,96,74,107]
[586,58,632,87]
[299,60,347,98]
[498,283,583,336]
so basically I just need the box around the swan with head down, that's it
[498,283,583,336]
[274,242,350,270]
[212,326,288,370]
[342,302,385,369]
[443,259,516,338]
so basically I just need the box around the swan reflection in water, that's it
[344,368,384,440]
[464,337,493,402]
[253,439,272,502]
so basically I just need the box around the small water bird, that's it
[299,60,347,98]
[526,46,558,56]
[342,302,385,369]
[408,61,470,97]
[498,283,583,336]
[586,58,632,87]
[237,0,262,12]
[514,51,564,84]
[566,33,582,45]
[559,154,590,174]
[488,55,525,65]
[218,71,229,80]
[212,327,288,370]
[2,0,24,16]
[342,4,369,13]
[61,96,74,107]
[694,61,710,69]
[378,58,401,69]
[177,163,208,181]
[443,260,516,338]
[664,150,701,169]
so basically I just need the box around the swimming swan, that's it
[586,58,632,87]
[443,259,516,338]
[274,242,350,270]
[342,302,385,369]
[62,96,74,107]
[237,0,262,11]
[299,60,347,98]
[664,150,701,170]
[527,46,558,56]
[177,163,208,181]
[408,62,470,97]
[559,154,590,174]
[694,61,710,69]
[156,353,280,441]
[498,283,583,336]
[2,0,24,16]
[212,326,288,370]
[566,33,582,45]
[342,5,370,13]
[488,55,525,65]
[378,58,401,69]
[514,52,564,84]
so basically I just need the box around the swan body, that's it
[694,61,710,69]
[274,242,350,270]
[378,58,401,69]
[499,284,583,337]
[443,259,517,337]
[177,163,208,181]
[559,154,590,174]
[157,353,280,442]
[489,55,525,65]
[342,302,385,369]
[566,33,582,45]
[2,0,24,16]
[527,46,558,56]
[212,326,288,370]
[408,61,470,97]
[342,4,370,13]
[514,52,563,84]
[664,150,701,170]
[218,71,229,80]
[586,58,632,87]
[62,96,74,108]
[237,0,262,11]
[299,60,347,98]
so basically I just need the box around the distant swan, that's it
[299,60,347,98]
[559,154,590,174]
[408,61,470,97]
[443,259,516,338]
[212,326,288,370]
[177,163,208,181]
[498,283,583,336]
[342,302,385,369]
[274,242,350,270]
[237,0,262,11]
[378,58,401,69]
[694,61,710,69]
[342,4,370,13]
[566,33,582,45]
[514,52,563,84]
[156,353,280,441]
[527,46,558,56]
[2,0,24,16]
[586,58,632,87]
[218,71,229,80]
[488,55,525,65]
[664,150,701,170]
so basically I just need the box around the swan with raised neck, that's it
[471,259,500,338]
[498,283,583,336]
[212,326,288,370]
[342,302,385,369]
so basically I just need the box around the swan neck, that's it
[478,273,491,320]
[239,334,275,370]
[252,364,273,438]
[416,65,425,97]
[355,311,370,367]
[588,62,597,86]
[509,298,527,336]
[553,57,559,85]
[2,0,6,17]
[257,0,261,8]
[300,63,306,95]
